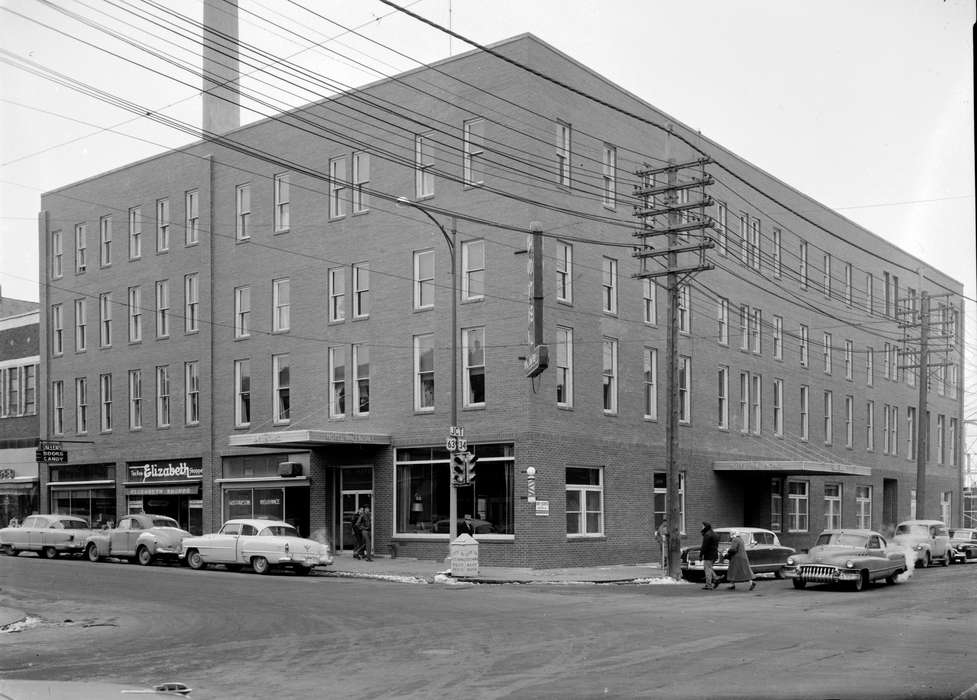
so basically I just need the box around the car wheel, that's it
[186,549,206,570]
[851,572,867,592]
[86,544,100,562]
[773,567,785,580]
[792,579,806,590]
[885,571,900,585]
[136,546,153,566]
[41,546,58,559]
[293,565,312,576]
[251,556,270,575]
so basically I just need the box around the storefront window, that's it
[50,487,115,526]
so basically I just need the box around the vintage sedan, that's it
[0,514,95,558]
[680,527,795,582]
[179,518,333,575]
[893,519,952,568]
[84,513,190,566]
[948,527,977,563]
[784,529,908,591]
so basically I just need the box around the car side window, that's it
[868,535,881,549]
[221,523,242,536]
[241,524,258,536]
[23,517,39,528]
[117,519,130,530]
[50,520,64,529]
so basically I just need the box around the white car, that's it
[0,514,95,558]
[179,519,333,575]
[893,519,952,568]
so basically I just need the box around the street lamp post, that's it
[397,197,460,550]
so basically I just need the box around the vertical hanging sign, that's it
[525,222,549,378]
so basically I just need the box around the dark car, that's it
[680,527,795,582]
[948,528,977,563]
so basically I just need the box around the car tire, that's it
[136,546,153,566]
[941,552,950,567]
[86,544,100,562]
[41,546,58,559]
[293,565,312,576]
[251,556,270,575]
[792,579,806,590]
[924,552,931,568]
[851,572,867,592]
[186,549,206,570]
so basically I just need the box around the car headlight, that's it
[913,544,924,551]
[786,557,795,566]
[845,560,855,569]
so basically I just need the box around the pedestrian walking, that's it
[353,506,373,561]
[699,521,720,590]
[724,530,757,591]
[351,506,365,559]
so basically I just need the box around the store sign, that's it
[0,468,16,480]
[128,459,203,483]
[36,442,67,464]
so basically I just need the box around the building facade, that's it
[38,34,965,565]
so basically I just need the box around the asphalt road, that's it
[1,555,974,700]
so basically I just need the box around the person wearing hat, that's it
[699,521,720,590]
[459,514,476,537]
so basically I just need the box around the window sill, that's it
[567,534,606,541]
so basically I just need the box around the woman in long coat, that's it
[725,531,757,591]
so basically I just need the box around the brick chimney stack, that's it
[202,0,240,136]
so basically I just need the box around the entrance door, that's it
[340,466,374,552]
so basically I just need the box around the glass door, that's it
[340,466,373,552]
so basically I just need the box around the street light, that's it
[396,197,460,551]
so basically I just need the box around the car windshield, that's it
[259,525,297,537]
[949,530,975,540]
[896,524,929,537]
[816,533,868,547]
[59,519,90,529]
[151,517,180,528]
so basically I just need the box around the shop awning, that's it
[713,460,871,477]
[228,429,391,449]
[0,479,38,496]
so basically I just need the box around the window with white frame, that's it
[329,156,347,219]
[329,267,346,322]
[845,395,854,448]
[799,324,809,367]
[866,347,874,386]
[866,401,875,451]
[936,414,945,464]
[415,132,435,198]
[910,488,917,520]
[52,229,63,278]
[353,344,369,415]
[185,361,199,425]
[414,334,434,411]
[602,257,617,314]
[679,285,691,333]
[127,286,141,343]
[185,190,199,244]
[272,278,290,332]
[799,240,808,289]
[556,241,572,303]
[787,481,809,532]
[717,298,729,345]
[556,326,573,407]
[235,184,250,240]
[602,144,616,208]
[643,279,657,325]
[75,377,88,434]
[679,356,691,424]
[328,347,345,418]
[822,253,831,298]
[464,327,486,407]
[52,380,64,435]
[773,315,783,360]
[739,212,749,265]
[413,250,434,310]
[352,262,370,318]
[555,120,571,186]
[644,348,658,421]
[772,228,782,277]
[352,151,370,213]
[865,273,874,315]
[2,368,17,417]
[155,365,170,428]
[716,202,727,256]
[184,273,199,333]
[750,218,761,270]
[75,223,87,273]
[566,466,603,536]
[824,484,841,529]
[844,339,853,380]
[100,215,112,266]
[128,369,142,430]
[717,366,729,429]
[773,378,783,436]
[273,174,289,233]
[155,280,169,338]
[771,478,783,532]
[751,308,762,354]
[128,206,142,259]
[74,298,87,352]
[739,304,749,350]
[800,385,809,441]
[823,332,832,374]
[99,373,112,432]
[652,472,687,537]
[823,390,833,445]
[856,485,872,529]
[882,404,891,454]
[51,304,64,355]
[273,354,290,424]
[234,286,250,338]
[99,292,112,347]
[156,198,170,251]
[602,338,618,414]
[739,371,750,433]
[844,263,852,305]
[463,119,485,187]
[23,365,36,416]
[234,359,250,427]
[462,240,485,301]
[906,406,916,460]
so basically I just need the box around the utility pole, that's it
[633,125,713,578]
[915,290,929,519]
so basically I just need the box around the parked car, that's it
[179,518,333,575]
[680,527,795,582]
[84,513,190,566]
[893,519,952,568]
[0,514,95,558]
[784,529,908,591]
[948,527,977,563]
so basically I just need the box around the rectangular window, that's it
[856,486,872,529]
[716,202,727,256]
[866,273,874,315]
[273,174,290,233]
[415,132,435,198]
[844,339,853,380]
[155,366,170,428]
[799,324,809,367]
[717,298,729,345]
[883,342,891,380]
[127,286,142,343]
[566,466,603,536]
[823,390,833,445]
[844,263,852,306]
[739,371,750,434]
[413,250,434,310]
[352,151,370,213]
[602,144,616,208]
[100,215,112,266]
[750,218,761,270]
[352,344,370,416]
[936,414,945,464]
[128,206,142,259]
[602,257,618,314]
[75,377,88,434]
[329,156,347,219]
[679,356,691,424]
[329,267,346,321]
[948,418,958,466]
[3,367,17,417]
[128,369,142,430]
[463,118,485,187]
[845,395,854,448]
[739,305,749,350]
[99,292,112,347]
[75,223,87,273]
[464,327,486,407]
[273,354,290,424]
[234,359,251,427]
[866,401,875,452]
[156,198,170,251]
[800,385,809,441]
[52,380,64,435]
[772,228,782,277]
[556,120,571,186]
[602,338,618,414]
[328,347,346,418]
[185,190,199,244]
[184,273,199,333]
[771,478,783,532]
[272,278,290,332]
[235,185,250,240]
[788,481,809,532]
[52,229,63,278]
[739,212,749,265]
[643,279,658,325]
[52,303,63,355]
[74,298,87,352]
[185,361,199,426]
[823,332,832,374]
[883,404,891,454]
[155,280,169,338]
[644,348,659,421]
[773,315,783,360]
[907,406,916,460]
[824,484,842,530]
[414,334,435,411]
[866,347,874,386]
[234,286,250,338]
[799,240,808,289]
[556,326,573,407]
[773,378,783,436]
[556,242,572,303]
[715,366,729,429]
[751,374,762,434]
[822,253,831,298]
[352,262,370,318]
[679,285,691,333]
[462,240,485,301]
[751,308,762,354]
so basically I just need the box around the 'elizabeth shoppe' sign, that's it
[128,459,203,483]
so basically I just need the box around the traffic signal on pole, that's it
[464,453,477,484]
[451,452,466,486]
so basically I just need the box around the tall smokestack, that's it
[202,0,240,136]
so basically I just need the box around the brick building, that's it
[37,33,964,566]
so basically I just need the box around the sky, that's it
[1,1,975,440]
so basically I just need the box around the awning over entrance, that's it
[228,429,392,449]
[0,478,38,496]
[713,460,871,477]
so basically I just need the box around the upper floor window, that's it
[644,348,658,421]
[234,359,250,427]
[823,390,833,445]
[678,285,691,333]
[844,340,853,380]
[414,334,435,411]
[865,273,874,315]
[329,267,346,322]
[128,206,142,260]
[413,250,434,310]
[155,280,170,338]
[52,380,64,435]
[799,240,808,289]
[272,278,290,332]
[799,324,809,367]
[717,366,729,429]
[556,241,572,304]
[773,315,783,360]
[822,253,831,298]
[352,344,370,416]
[773,378,784,436]
[100,215,112,266]
[866,347,874,386]
[185,361,200,426]
[75,377,88,434]
[771,228,782,277]
[717,298,729,346]
[751,308,762,354]
[74,298,87,352]
[643,279,657,325]
[99,292,112,348]
[273,353,290,424]
[750,218,761,270]
[556,326,573,408]
[679,356,692,424]
[800,385,809,441]
[463,119,485,187]
[328,347,346,419]
[234,286,250,338]
[415,133,435,198]
[51,303,64,356]
[352,262,370,318]
[823,332,832,374]
[273,174,290,233]
[462,240,485,301]
[185,190,199,245]
[555,120,571,187]
[75,223,87,273]
[352,152,370,213]
[844,263,852,306]
[464,327,486,407]
[128,369,142,430]
[602,144,616,208]
[184,273,199,333]
[156,365,170,428]
[602,338,618,414]
[716,202,727,256]
[51,229,63,279]
[236,185,251,240]
[157,198,170,251]
[329,156,347,219]
[601,258,617,314]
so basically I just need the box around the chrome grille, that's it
[799,565,840,582]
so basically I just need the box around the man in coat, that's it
[725,530,757,591]
[699,521,720,590]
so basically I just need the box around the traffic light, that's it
[464,453,477,484]
[450,452,467,486]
